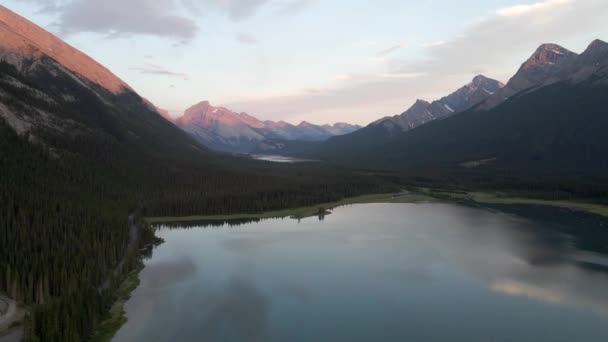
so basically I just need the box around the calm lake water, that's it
[251,155,316,163]
[114,203,608,342]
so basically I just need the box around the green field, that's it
[146,192,433,224]
[415,188,608,217]
[467,192,608,217]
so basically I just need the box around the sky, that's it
[6,0,608,125]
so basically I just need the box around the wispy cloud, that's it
[422,41,446,48]
[496,0,573,17]
[376,72,426,79]
[130,64,190,79]
[335,74,353,81]
[225,0,608,125]
[26,0,198,41]
[236,32,258,44]
[274,0,314,15]
[303,87,322,94]
[398,0,607,78]
[26,0,314,41]
[376,43,407,57]
[184,0,270,21]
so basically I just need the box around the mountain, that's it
[312,75,504,154]
[0,5,199,159]
[375,75,505,131]
[0,6,388,341]
[0,5,129,94]
[173,101,272,153]
[173,101,360,153]
[477,44,578,110]
[314,40,608,191]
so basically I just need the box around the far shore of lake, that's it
[147,190,608,224]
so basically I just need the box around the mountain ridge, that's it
[173,100,361,153]
[308,39,608,190]
[476,43,578,110]
[312,74,505,154]
[0,5,130,94]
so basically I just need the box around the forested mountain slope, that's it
[0,6,390,341]
[311,40,608,196]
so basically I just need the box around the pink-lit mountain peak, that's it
[520,43,577,71]
[0,5,130,94]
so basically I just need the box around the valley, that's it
[1,2,607,342]
[168,101,360,154]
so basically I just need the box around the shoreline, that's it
[425,190,608,218]
[469,192,608,217]
[110,190,607,341]
[146,192,433,224]
[91,215,161,342]
[146,190,608,224]
[90,264,144,342]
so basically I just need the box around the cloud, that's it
[422,41,446,48]
[399,0,608,78]
[183,0,311,20]
[274,0,314,15]
[376,72,426,79]
[335,74,353,81]
[225,73,431,124]
[185,0,270,21]
[225,0,608,125]
[26,0,314,41]
[496,0,573,17]
[26,0,197,41]
[236,32,258,44]
[303,87,322,94]
[376,43,407,57]
[130,64,190,79]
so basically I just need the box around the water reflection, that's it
[251,155,317,163]
[193,276,272,342]
[115,203,608,342]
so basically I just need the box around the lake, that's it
[251,155,316,163]
[114,202,608,342]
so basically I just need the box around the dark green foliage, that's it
[0,59,393,341]
[310,81,608,200]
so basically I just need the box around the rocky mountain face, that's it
[173,101,360,153]
[476,41,608,110]
[0,5,360,155]
[374,75,505,132]
[0,5,129,94]
[174,101,273,153]
[311,39,608,188]
[477,44,578,110]
[0,5,208,159]
[314,75,504,154]
[554,39,608,86]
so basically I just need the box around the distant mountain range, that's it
[0,6,386,341]
[375,74,505,132]
[317,74,505,153]
[169,101,360,153]
[300,39,608,189]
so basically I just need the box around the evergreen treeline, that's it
[0,119,391,341]
[308,81,608,200]
[0,59,394,341]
